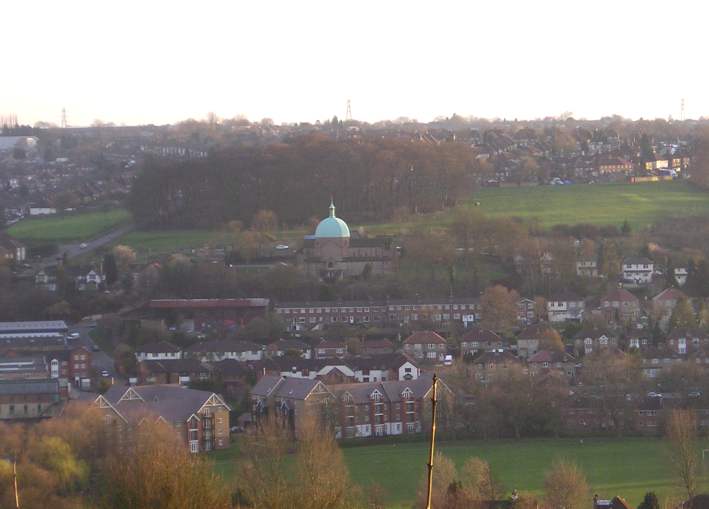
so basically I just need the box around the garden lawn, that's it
[7,208,131,242]
[212,437,709,508]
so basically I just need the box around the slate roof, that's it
[210,359,253,378]
[0,321,68,334]
[623,257,653,266]
[185,339,262,354]
[251,375,326,401]
[140,358,207,374]
[136,341,181,354]
[317,340,346,349]
[102,384,228,423]
[251,375,285,398]
[528,350,576,364]
[347,353,414,371]
[0,378,59,395]
[329,375,438,404]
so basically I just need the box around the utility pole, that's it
[13,459,19,509]
[425,374,439,509]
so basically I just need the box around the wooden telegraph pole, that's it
[425,374,439,509]
[13,459,20,509]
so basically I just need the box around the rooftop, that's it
[313,200,350,239]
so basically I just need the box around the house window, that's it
[190,441,199,453]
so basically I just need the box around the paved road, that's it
[42,223,134,267]
[68,323,118,379]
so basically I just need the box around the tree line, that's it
[3,402,701,508]
[129,133,478,229]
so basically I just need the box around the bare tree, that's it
[480,285,520,335]
[112,245,137,271]
[252,209,279,233]
[460,457,503,502]
[667,409,700,502]
[102,420,230,509]
[237,417,294,509]
[238,415,356,509]
[544,460,590,509]
[295,415,355,509]
[416,452,457,509]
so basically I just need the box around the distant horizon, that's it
[5,0,709,127]
[2,110,708,130]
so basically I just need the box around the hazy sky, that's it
[4,0,708,126]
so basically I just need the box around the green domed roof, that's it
[314,201,350,238]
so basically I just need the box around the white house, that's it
[547,294,585,323]
[0,234,26,263]
[185,339,263,362]
[622,257,654,286]
[674,268,688,287]
[76,270,105,291]
[135,341,182,362]
[576,259,598,278]
[28,207,57,216]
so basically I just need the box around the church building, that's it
[301,201,397,281]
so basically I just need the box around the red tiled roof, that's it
[404,330,447,345]
[602,288,639,303]
[462,326,502,343]
[652,288,686,302]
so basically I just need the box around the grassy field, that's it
[212,437,709,508]
[9,182,706,252]
[469,180,709,230]
[117,230,227,254]
[7,208,131,242]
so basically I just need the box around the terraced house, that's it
[274,297,481,331]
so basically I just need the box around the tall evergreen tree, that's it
[103,253,118,286]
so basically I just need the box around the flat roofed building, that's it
[0,321,69,340]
